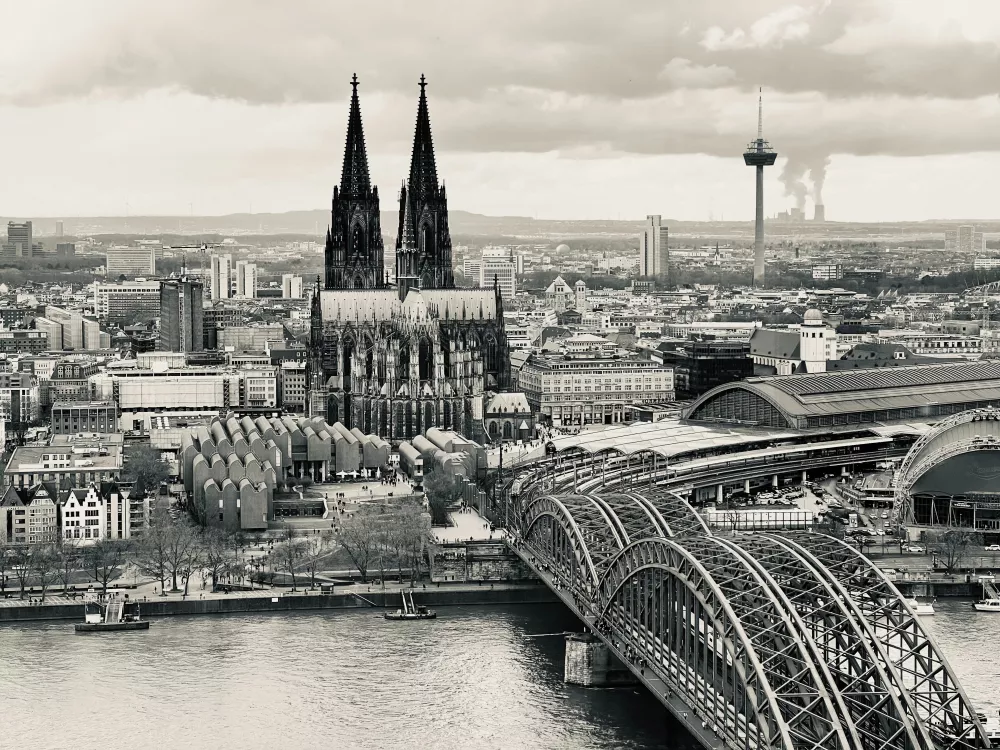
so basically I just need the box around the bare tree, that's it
[11,545,33,599]
[0,537,10,597]
[303,530,333,590]
[133,508,172,594]
[54,537,79,594]
[200,528,233,592]
[164,522,199,592]
[396,504,431,586]
[180,542,203,598]
[930,528,982,573]
[334,507,382,583]
[82,539,130,595]
[32,543,61,601]
[275,524,306,591]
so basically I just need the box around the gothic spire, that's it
[407,74,439,199]
[340,73,371,196]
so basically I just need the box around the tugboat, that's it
[75,591,150,632]
[384,590,437,621]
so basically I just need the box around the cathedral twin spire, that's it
[340,74,371,197]
[325,74,453,298]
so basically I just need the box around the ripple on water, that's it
[0,605,686,750]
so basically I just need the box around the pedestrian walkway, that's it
[432,507,504,544]
[0,593,76,607]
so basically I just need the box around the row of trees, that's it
[0,497,439,600]
[332,503,431,585]
[0,534,131,601]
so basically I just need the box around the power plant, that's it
[743,90,777,286]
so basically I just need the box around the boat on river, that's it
[974,579,1000,612]
[384,590,436,621]
[905,597,935,616]
[75,591,150,632]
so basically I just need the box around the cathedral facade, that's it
[309,75,510,443]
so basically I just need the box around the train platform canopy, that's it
[684,361,1000,430]
[548,420,803,459]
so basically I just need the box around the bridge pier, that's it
[564,633,636,687]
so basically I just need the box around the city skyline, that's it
[3,1,1000,222]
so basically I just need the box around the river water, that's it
[1,601,997,750]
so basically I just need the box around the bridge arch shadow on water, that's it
[496,478,988,750]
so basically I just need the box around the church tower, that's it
[325,75,384,290]
[396,75,455,301]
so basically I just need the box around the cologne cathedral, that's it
[309,75,510,442]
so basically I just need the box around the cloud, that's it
[658,58,736,87]
[2,0,1000,220]
[701,5,813,51]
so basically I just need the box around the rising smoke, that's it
[781,153,831,209]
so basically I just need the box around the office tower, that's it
[159,279,205,352]
[55,221,64,237]
[281,274,303,298]
[210,254,233,300]
[4,221,33,258]
[93,281,162,324]
[235,261,258,298]
[638,215,669,280]
[743,91,778,286]
[946,226,986,254]
[105,246,156,277]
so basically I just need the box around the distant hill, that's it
[6,211,1000,241]
[4,210,645,239]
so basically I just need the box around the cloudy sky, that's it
[2,0,999,222]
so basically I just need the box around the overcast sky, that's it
[2,0,999,222]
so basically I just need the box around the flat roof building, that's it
[51,401,118,435]
[105,246,156,278]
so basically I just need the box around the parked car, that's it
[985,544,1000,552]
[907,545,926,553]
[881,511,889,518]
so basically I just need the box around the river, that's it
[1,601,997,750]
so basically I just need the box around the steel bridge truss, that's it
[511,481,987,750]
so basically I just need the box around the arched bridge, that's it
[500,484,987,750]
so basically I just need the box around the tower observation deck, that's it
[744,90,777,287]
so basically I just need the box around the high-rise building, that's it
[946,226,985,254]
[94,281,162,324]
[281,274,303,298]
[105,246,156,278]
[210,254,233,300]
[4,221,33,258]
[159,279,204,352]
[55,221,64,237]
[235,261,258,298]
[638,215,669,280]
[34,307,103,350]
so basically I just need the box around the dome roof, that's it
[803,308,823,324]
[555,244,570,252]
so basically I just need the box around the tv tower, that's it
[743,89,777,286]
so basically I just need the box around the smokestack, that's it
[814,204,825,222]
